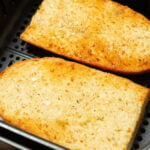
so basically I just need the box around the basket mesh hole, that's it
[27,14,32,18]
[24,20,29,25]
[140,127,146,133]
[16,32,20,36]
[8,60,14,66]
[31,8,36,13]
[1,57,6,62]
[15,45,19,49]
[143,120,149,126]
[21,41,25,46]
[13,38,17,43]
[147,112,150,117]
[9,54,14,58]
[20,26,25,30]
[136,136,143,142]
[16,57,20,60]
[34,3,40,7]
[133,143,139,149]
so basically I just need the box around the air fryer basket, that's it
[0,0,150,149]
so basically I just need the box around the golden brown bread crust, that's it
[0,57,149,150]
[20,0,150,74]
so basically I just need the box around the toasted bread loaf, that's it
[0,57,149,150]
[20,0,150,74]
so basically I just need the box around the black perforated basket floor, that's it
[0,0,150,149]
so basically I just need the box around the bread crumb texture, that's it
[0,57,149,150]
[21,0,150,74]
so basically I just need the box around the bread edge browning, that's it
[20,0,150,75]
[20,33,150,75]
[0,57,150,150]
